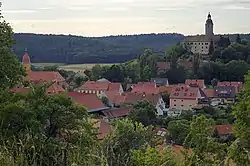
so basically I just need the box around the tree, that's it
[192,54,201,76]
[103,119,161,166]
[129,100,157,126]
[228,72,250,165]
[236,34,241,44]
[167,120,190,145]
[141,65,152,81]
[0,8,26,89]
[211,78,218,87]
[183,115,228,165]
[0,85,98,165]
[101,96,109,107]
[131,147,179,166]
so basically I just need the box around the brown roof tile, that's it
[156,62,170,70]
[204,89,215,98]
[170,85,200,99]
[26,71,65,83]
[103,107,131,119]
[114,92,160,106]
[97,120,111,140]
[185,79,205,89]
[67,92,106,110]
[214,124,233,135]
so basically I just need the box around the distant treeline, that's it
[13,33,250,63]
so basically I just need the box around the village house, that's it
[67,92,109,113]
[213,124,233,141]
[22,51,68,89]
[130,82,159,94]
[11,82,65,94]
[102,107,131,120]
[113,92,166,116]
[156,62,170,74]
[217,81,243,93]
[78,79,124,96]
[170,85,208,111]
[185,79,206,89]
[212,86,236,106]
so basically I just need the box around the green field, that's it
[32,63,117,72]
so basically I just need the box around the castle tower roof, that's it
[22,51,30,64]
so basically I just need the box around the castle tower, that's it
[22,49,31,72]
[205,12,214,38]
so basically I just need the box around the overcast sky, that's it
[1,0,250,36]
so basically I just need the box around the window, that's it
[174,100,176,102]
[181,100,183,102]
[174,104,176,106]
[181,105,184,107]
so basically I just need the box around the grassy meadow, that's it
[32,63,117,72]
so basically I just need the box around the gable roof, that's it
[204,89,215,98]
[178,59,193,69]
[159,85,174,94]
[114,92,161,106]
[11,82,65,94]
[214,124,233,135]
[26,71,65,82]
[170,85,201,99]
[80,81,110,90]
[214,86,236,98]
[67,92,106,110]
[131,82,159,94]
[185,79,205,89]
[102,107,131,119]
[79,81,122,92]
[156,62,170,70]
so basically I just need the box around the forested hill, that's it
[12,33,184,63]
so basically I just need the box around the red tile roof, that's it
[204,89,215,98]
[47,83,65,94]
[11,83,65,94]
[185,79,205,89]
[178,59,193,69]
[98,120,111,140]
[156,62,170,70]
[214,124,233,135]
[26,71,65,83]
[67,92,106,110]
[80,81,122,92]
[170,85,200,99]
[114,92,161,106]
[103,107,131,119]
[11,87,29,93]
[22,52,30,64]
[105,91,121,103]
[131,82,159,94]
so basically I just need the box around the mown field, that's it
[32,63,117,72]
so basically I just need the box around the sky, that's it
[1,0,250,37]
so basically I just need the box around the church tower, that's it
[22,49,31,72]
[205,12,214,38]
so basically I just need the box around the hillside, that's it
[13,33,250,64]
[13,33,184,63]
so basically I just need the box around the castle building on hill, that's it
[185,13,220,55]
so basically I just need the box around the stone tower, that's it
[22,50,31,72]
[205,12,214,38]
